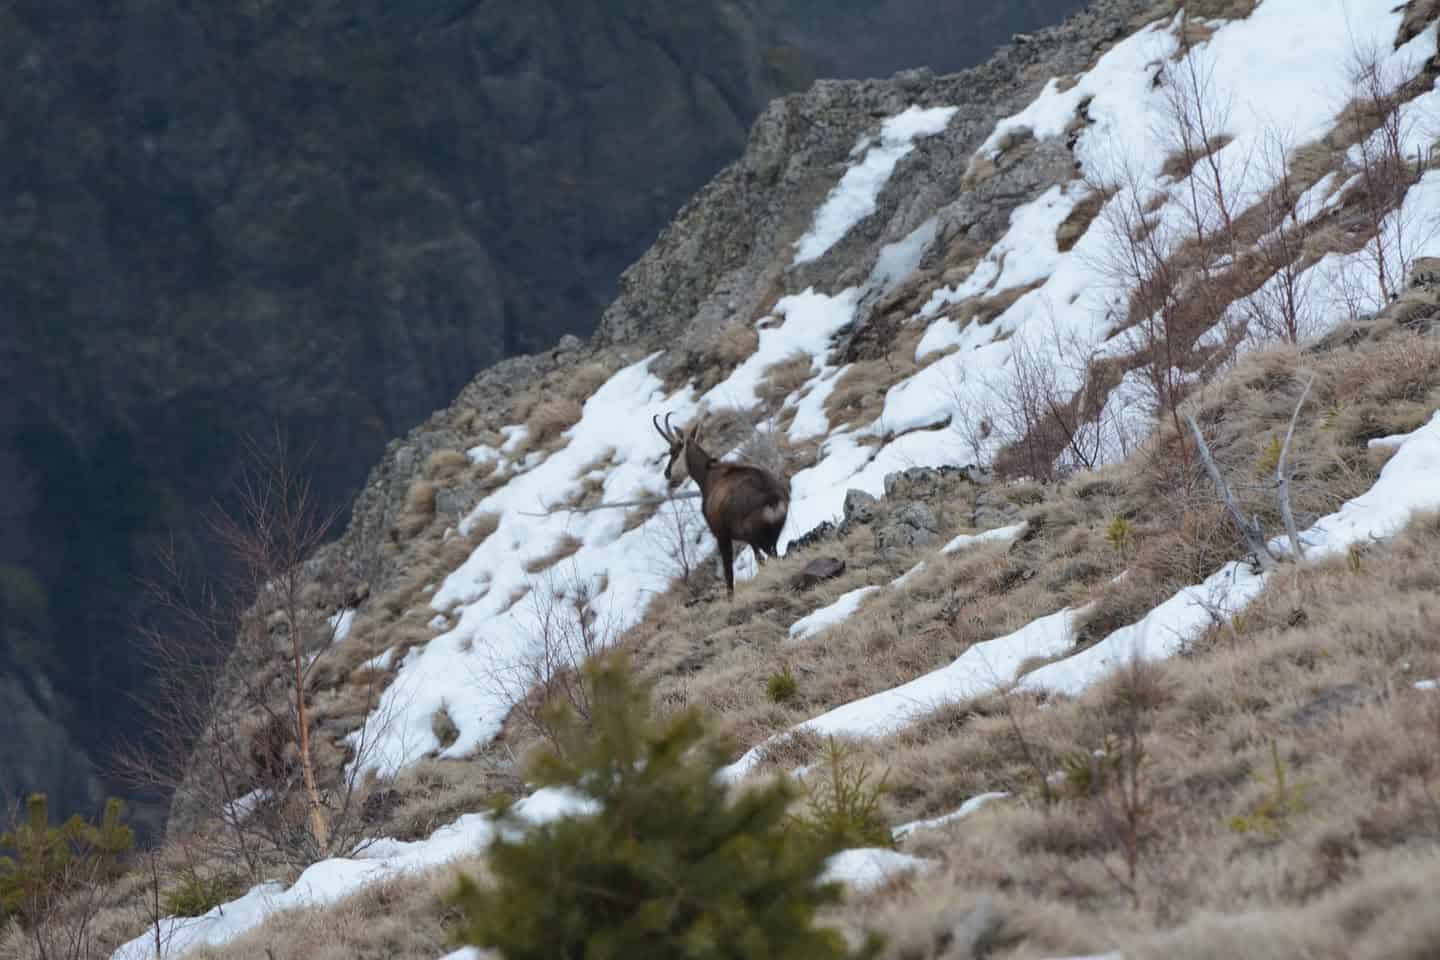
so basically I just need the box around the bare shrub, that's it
[489,571,620,755]
[1086,153,1213,473]
[962,308,1135,481]
[1336,42,1431,312]
[1156,36,1244,262]
[646,492,712,599]
[119,436,390,877]
[1236,129,1324,344]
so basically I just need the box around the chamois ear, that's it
[689,413,706,443]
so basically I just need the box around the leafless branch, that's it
[1183,412,1277,572]
[519,491,700,518]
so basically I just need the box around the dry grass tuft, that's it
[565,362,612,403]
[525,396,584,449]
[423,449,470,483]
[758,352,816,411]
[393,479,438,540]
[1056,187,1112,253]
[711,322,761,368]
[1159,133,1235,182]
[524,533,584,575]
[467,511,501,544]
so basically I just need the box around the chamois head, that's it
[652,411,704,484]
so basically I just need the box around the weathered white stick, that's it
[1184,411,1277,572]
[519,491,700,518]
[1276,375,1316,561]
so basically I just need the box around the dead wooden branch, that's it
[1276,375,1316,560]
[1184,412,1278,572]
[519,491,700,518]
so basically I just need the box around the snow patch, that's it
[794,106,957,265]
[821,848,933,890]
[788,585,882,643]
[328,608,356,644]
[111,788,596,960]
[725,606,1084,780]
[868,217,939,294]
[893,792,1010,839]
[941,522,1028,554]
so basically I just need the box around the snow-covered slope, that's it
[127,1,1440,955]
[356,0,1439,781]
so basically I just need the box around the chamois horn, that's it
[652,411,679,442]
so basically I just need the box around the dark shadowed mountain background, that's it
[0,0,1084,828]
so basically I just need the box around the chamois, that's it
[653,412,789,598]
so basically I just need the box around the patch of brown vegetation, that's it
[1055,187,1112,253]
[392,479,437,540]
[422,449,469,483]
[757,351,816,411]
[565,362,612,403]
[523,532,584,575]
[622,502,661,533]
[833,507,1440,957]
[1159,133,1234,182]
[524,396,584,449]
[1397,0,1440,48]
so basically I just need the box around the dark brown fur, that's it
[654,413,790,598]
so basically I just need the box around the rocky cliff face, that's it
[0,0,1087,818]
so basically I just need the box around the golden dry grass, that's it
[757,351,816,411]
[184,858,483,960]
[830,508,1440,957]
[423,449,470,483]
[710,322,761,368]
[1056,187,1112,253]
[565,361,612,403]
[523,396,584,449]
[523,532,584,575]
[392,479,437,540]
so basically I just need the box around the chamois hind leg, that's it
[717,537,735,599]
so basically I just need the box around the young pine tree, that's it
[0,794,133,926]
[449,653,878,960]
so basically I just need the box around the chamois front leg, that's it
[717,537,735,599]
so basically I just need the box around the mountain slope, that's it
[64,0,1440,956]
[0,0,1087,818]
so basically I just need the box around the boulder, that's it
[843,489,880,526]
[794,557,847,591]
[875,502,940,557]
